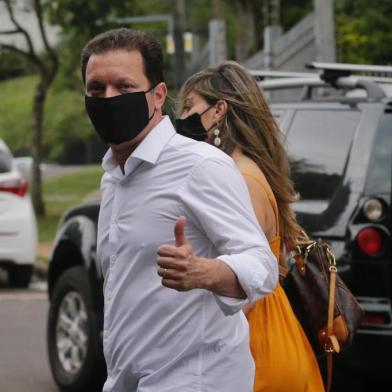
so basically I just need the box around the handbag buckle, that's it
[324,344,334,353]
[326,246,336,267]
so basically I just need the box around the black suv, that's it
[46,62,392,392]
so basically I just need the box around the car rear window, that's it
[364,112,392,195]
[286,109,360,200]
[0,150,12,173]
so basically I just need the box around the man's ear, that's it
[214,99,228,121]
[153,82,168,110]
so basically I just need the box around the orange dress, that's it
[242,172,325,392]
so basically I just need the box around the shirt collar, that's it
[102,116,176,179]
[131,115,175,164]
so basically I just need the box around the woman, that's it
[176,61,325,392]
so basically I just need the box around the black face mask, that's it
[85,87,155,144]
[175,106,213,141]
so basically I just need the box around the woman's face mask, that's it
[85,87,155,144]
[175,105,214,141]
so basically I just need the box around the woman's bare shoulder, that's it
[234,154,269,188]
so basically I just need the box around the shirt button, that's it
[106,294,112,303]
[112,216,118,224]
[111,255,117,263]
[214,340,224,353]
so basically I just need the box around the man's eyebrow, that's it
[86,80,104,90]
[116,77,138,85]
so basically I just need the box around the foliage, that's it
[0,75,34,151]
[46,0,314,90]
[43,89,92,161]
[45,0,139,90]
[38,165,103,242]
[282,0,313,30]
[0,75,93,161]
[0,49,37,80]
[335,0,392,64]
[3,0,391,170]
[0,0,60,216]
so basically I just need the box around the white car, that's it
[0,139,38,287]
[13,156,47,184]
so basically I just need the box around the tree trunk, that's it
[31,72,48,216]
[234,1,257,61]
[0,0,59,217]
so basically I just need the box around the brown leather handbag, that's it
[280,237,364,392]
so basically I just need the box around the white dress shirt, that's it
[97,116,278,392]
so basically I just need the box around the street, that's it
[1,268,391,392]
[0,272,58,392]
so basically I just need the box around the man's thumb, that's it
[174,216,187,247]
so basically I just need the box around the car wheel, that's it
[47,266,106,392]
[8,264,33,288]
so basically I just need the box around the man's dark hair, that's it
[81,28,164,86]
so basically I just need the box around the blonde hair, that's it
[177,60,302,251]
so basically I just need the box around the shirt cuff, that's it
[213,294,248,316]
[214,253,278,315]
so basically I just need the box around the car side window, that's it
[365,112,392,195]
[0,150,12,173]
[286,109,360,200]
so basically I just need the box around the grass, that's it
[0,76,35,150]
[37,165,103,244]
[0,75,92,162]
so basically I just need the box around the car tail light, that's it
[363,198,383,221]
[0,177,28,197]
[362,313,390,326]
[356,227,383,256]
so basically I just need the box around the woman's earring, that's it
[213,128,221,146]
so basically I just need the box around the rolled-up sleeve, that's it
[179,156,278,315]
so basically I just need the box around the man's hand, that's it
[157,216,212,291]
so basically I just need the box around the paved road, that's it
[0,272,58,392]
[1,272,390,392]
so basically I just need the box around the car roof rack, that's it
[307,62,392,76]
[251,62,392,101]
[248,70,316,79]
[306,62,392,85]
[259,75,386,101]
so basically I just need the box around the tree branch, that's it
[0,42,41,67]
[0,42,29,58]
[0,28,21,35]
[2,0,42,66]
[33,0,58,69]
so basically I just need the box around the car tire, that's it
[47,266,106,392]
[8,264,33,288]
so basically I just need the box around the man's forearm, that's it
[199,257,246,299]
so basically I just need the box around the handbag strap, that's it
[325,246,340,392]
[291,241,340,392]
[288,241,341,392]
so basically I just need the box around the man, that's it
[82,28,278,392]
